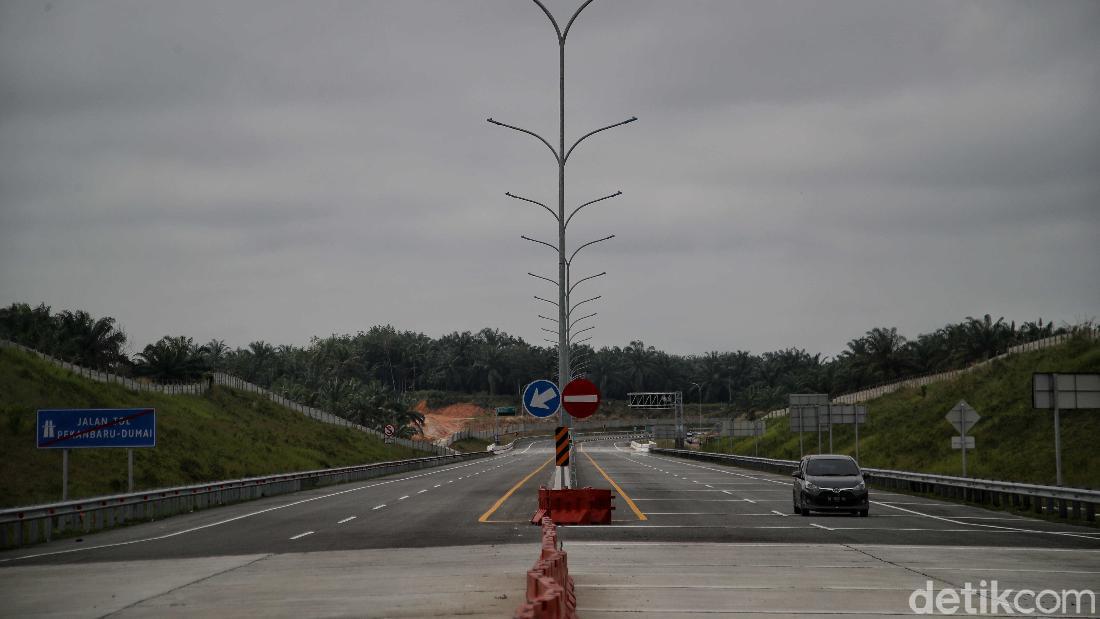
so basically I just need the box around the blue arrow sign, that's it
[522,380,560,418]
[37,409,156,449]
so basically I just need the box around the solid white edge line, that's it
[872,500,1100,541]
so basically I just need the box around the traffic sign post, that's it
[1034,373,1099,486]
[37,408,156,501]
[945,400,980,477]
[562,378,600,419]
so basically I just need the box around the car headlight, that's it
[856,481,866,491]
[804,481,819,492]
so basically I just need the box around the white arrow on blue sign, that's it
[522,380,560,418]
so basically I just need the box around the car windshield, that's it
[806,459,860,476]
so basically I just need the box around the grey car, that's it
[792,455,869,517]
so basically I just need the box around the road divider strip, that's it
[512,517,577,619]
[479,457,553,523]
[580,449,647,521]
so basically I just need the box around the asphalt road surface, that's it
[2,437,1098,617]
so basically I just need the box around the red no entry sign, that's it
[562,378,601,419]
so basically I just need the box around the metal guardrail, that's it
[652,448,1098,523]
[0,452,490,549]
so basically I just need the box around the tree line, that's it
[0,302,1071,429]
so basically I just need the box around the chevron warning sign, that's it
[555,426,571,466]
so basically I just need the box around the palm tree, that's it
[201,339,229,371]
[55,310,128,369]
[961,314,1013,361]
[134,336,205,380]
[621,341,658,391]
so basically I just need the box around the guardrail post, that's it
[1087,502,1096,522]
[1058,499,1068,519]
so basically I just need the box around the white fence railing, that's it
[1,339,207,395]
[761,329,1096,419]
[0,339,446,454]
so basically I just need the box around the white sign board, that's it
[1033,373,1100,409]
[951,436,975,449]
[789,393,829,407]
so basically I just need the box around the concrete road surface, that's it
[2,437,1097,617]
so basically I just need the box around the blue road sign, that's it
[522,380,560,418]
[37,409,156,449]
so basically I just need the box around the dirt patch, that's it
[413,401,491,441]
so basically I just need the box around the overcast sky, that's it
[1,0,1097,358]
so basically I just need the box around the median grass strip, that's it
[0,347,422,507]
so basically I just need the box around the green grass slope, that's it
[0,347,422,508]
[711,336,1100,488]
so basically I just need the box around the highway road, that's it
[2,437,1099,617]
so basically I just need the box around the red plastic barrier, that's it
[531,487,614,525]
[513,517,578,619]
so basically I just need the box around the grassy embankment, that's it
[0,347,423,508]
[704,336,1100,487]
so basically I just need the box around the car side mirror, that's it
[791,470,800,478]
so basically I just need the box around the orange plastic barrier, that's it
[513,517,578,619]
[530,487,614,525]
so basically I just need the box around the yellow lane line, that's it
[478,456,553,523]
[580,447,648,521]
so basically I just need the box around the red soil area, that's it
[413,401,490,441]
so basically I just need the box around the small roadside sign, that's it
[384,424,396,437]
[523,380,561,418]
[495,406,517,416]
[945,400,980,434]
[945,400,980,477]
[951,436,975,449]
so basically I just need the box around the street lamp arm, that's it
[528,272,558,287]
[564,117,637,162]
[541,327,559,335]
[569,295,601,316]
[534,295,559,307]
[572,336,593,346]
[561,0,598,40]
[570,325,595,342]
[507,192,560,222]
[568,234,615,265]
[569,311,597,331]
[529,0,564,42]
[568,271,606,296]
[487,118,560,163]
[521,235,559,253]
[565,191,621,229]
[538,314,558,323]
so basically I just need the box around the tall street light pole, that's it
[691,381,703,438]
[489,0,636,431]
